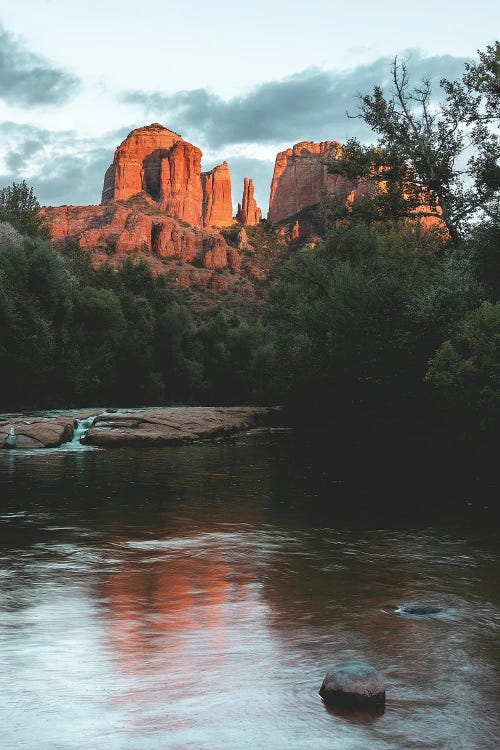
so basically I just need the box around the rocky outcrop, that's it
[83,407,277,447]
[202,162,233,227]
[0,407,280,449]
[267,141,373,224]
[102,124,233,228]
[41,204,241,271]
[236,178,262,226]
[319,662,386,708]
[159,140,204,226]
[102,123,182,204]
[268,140,444,234]
[0,415,75,449]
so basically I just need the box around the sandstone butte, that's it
[40,127,442,279]
[102,123,233,228]
[267,141,375,224]
[267,140,443,234]
[236,178,262,226]
[41,124,244,274]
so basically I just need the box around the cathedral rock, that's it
[102,123,233,228]
[41,124,242,276]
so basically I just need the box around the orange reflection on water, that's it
[102,535,259,682]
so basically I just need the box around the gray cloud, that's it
[120,51,468,149]
[0,51,469,213]
[0,21,79,106]
[0,121,275,212]
[0,122,129,206]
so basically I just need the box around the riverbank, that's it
[0,406,281,449]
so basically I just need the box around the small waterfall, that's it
[68,416,95,448]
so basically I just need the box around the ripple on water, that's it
[0,441,498,750]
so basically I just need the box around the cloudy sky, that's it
[0,0,497,214]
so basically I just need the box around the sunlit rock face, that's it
[267,140,372,224]
[236,178,262,226]
[41,204,239,271]
[267,140,444,235]
[101,124,232,229]
[202,162,233,227]
[159,140,204,226]
[42,124,243,275]
[102,123,183,204]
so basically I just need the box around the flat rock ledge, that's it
[319,662,386,708]
[83,407,278,447]
[0,414,76,449]
[0,406,280,449]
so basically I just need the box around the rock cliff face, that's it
[159,140,204,226]
[267,141,373,224]
[102,124,232,228]
[102,123,182,204]
[41,204,240,270]
[236,178,262,226]
[202,162,233,227]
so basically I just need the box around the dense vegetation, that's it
[0,233,269,409]
[0,45,498,439]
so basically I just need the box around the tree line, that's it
[0,43,498,437]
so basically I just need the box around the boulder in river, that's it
[319,662,385,707]
[398,603,443,616]
[0,416,75,449]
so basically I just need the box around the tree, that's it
[267,222,477,426]
[327,43,500,245]
[0,180,50,239]
[426,301,500,430]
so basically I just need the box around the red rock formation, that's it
[236,178,262,226]
[102,123,182,204]
[203,235,229,269]
[268,141,373,224]
[159,140,204,226]
[268,140,444,235]
[41,204,241,271]
[102,124,234,229]
[202,162,233,227]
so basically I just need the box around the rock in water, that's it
[319,662,385,707]
[399,604,443,616]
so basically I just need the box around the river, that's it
[0,433,498,749]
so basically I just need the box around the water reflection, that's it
[0,435,499,749]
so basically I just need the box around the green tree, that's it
[327,43,500,245]
[426,301,500,430]
[0,181,50,239]
[0,238,73,408]
[71,287,127,402]
[268,222,477,426]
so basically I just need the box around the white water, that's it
[67,416,96,449]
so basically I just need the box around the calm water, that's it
[0,433,498,749]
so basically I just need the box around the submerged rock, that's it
[399,604,443,616]
[319,662,385,707]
